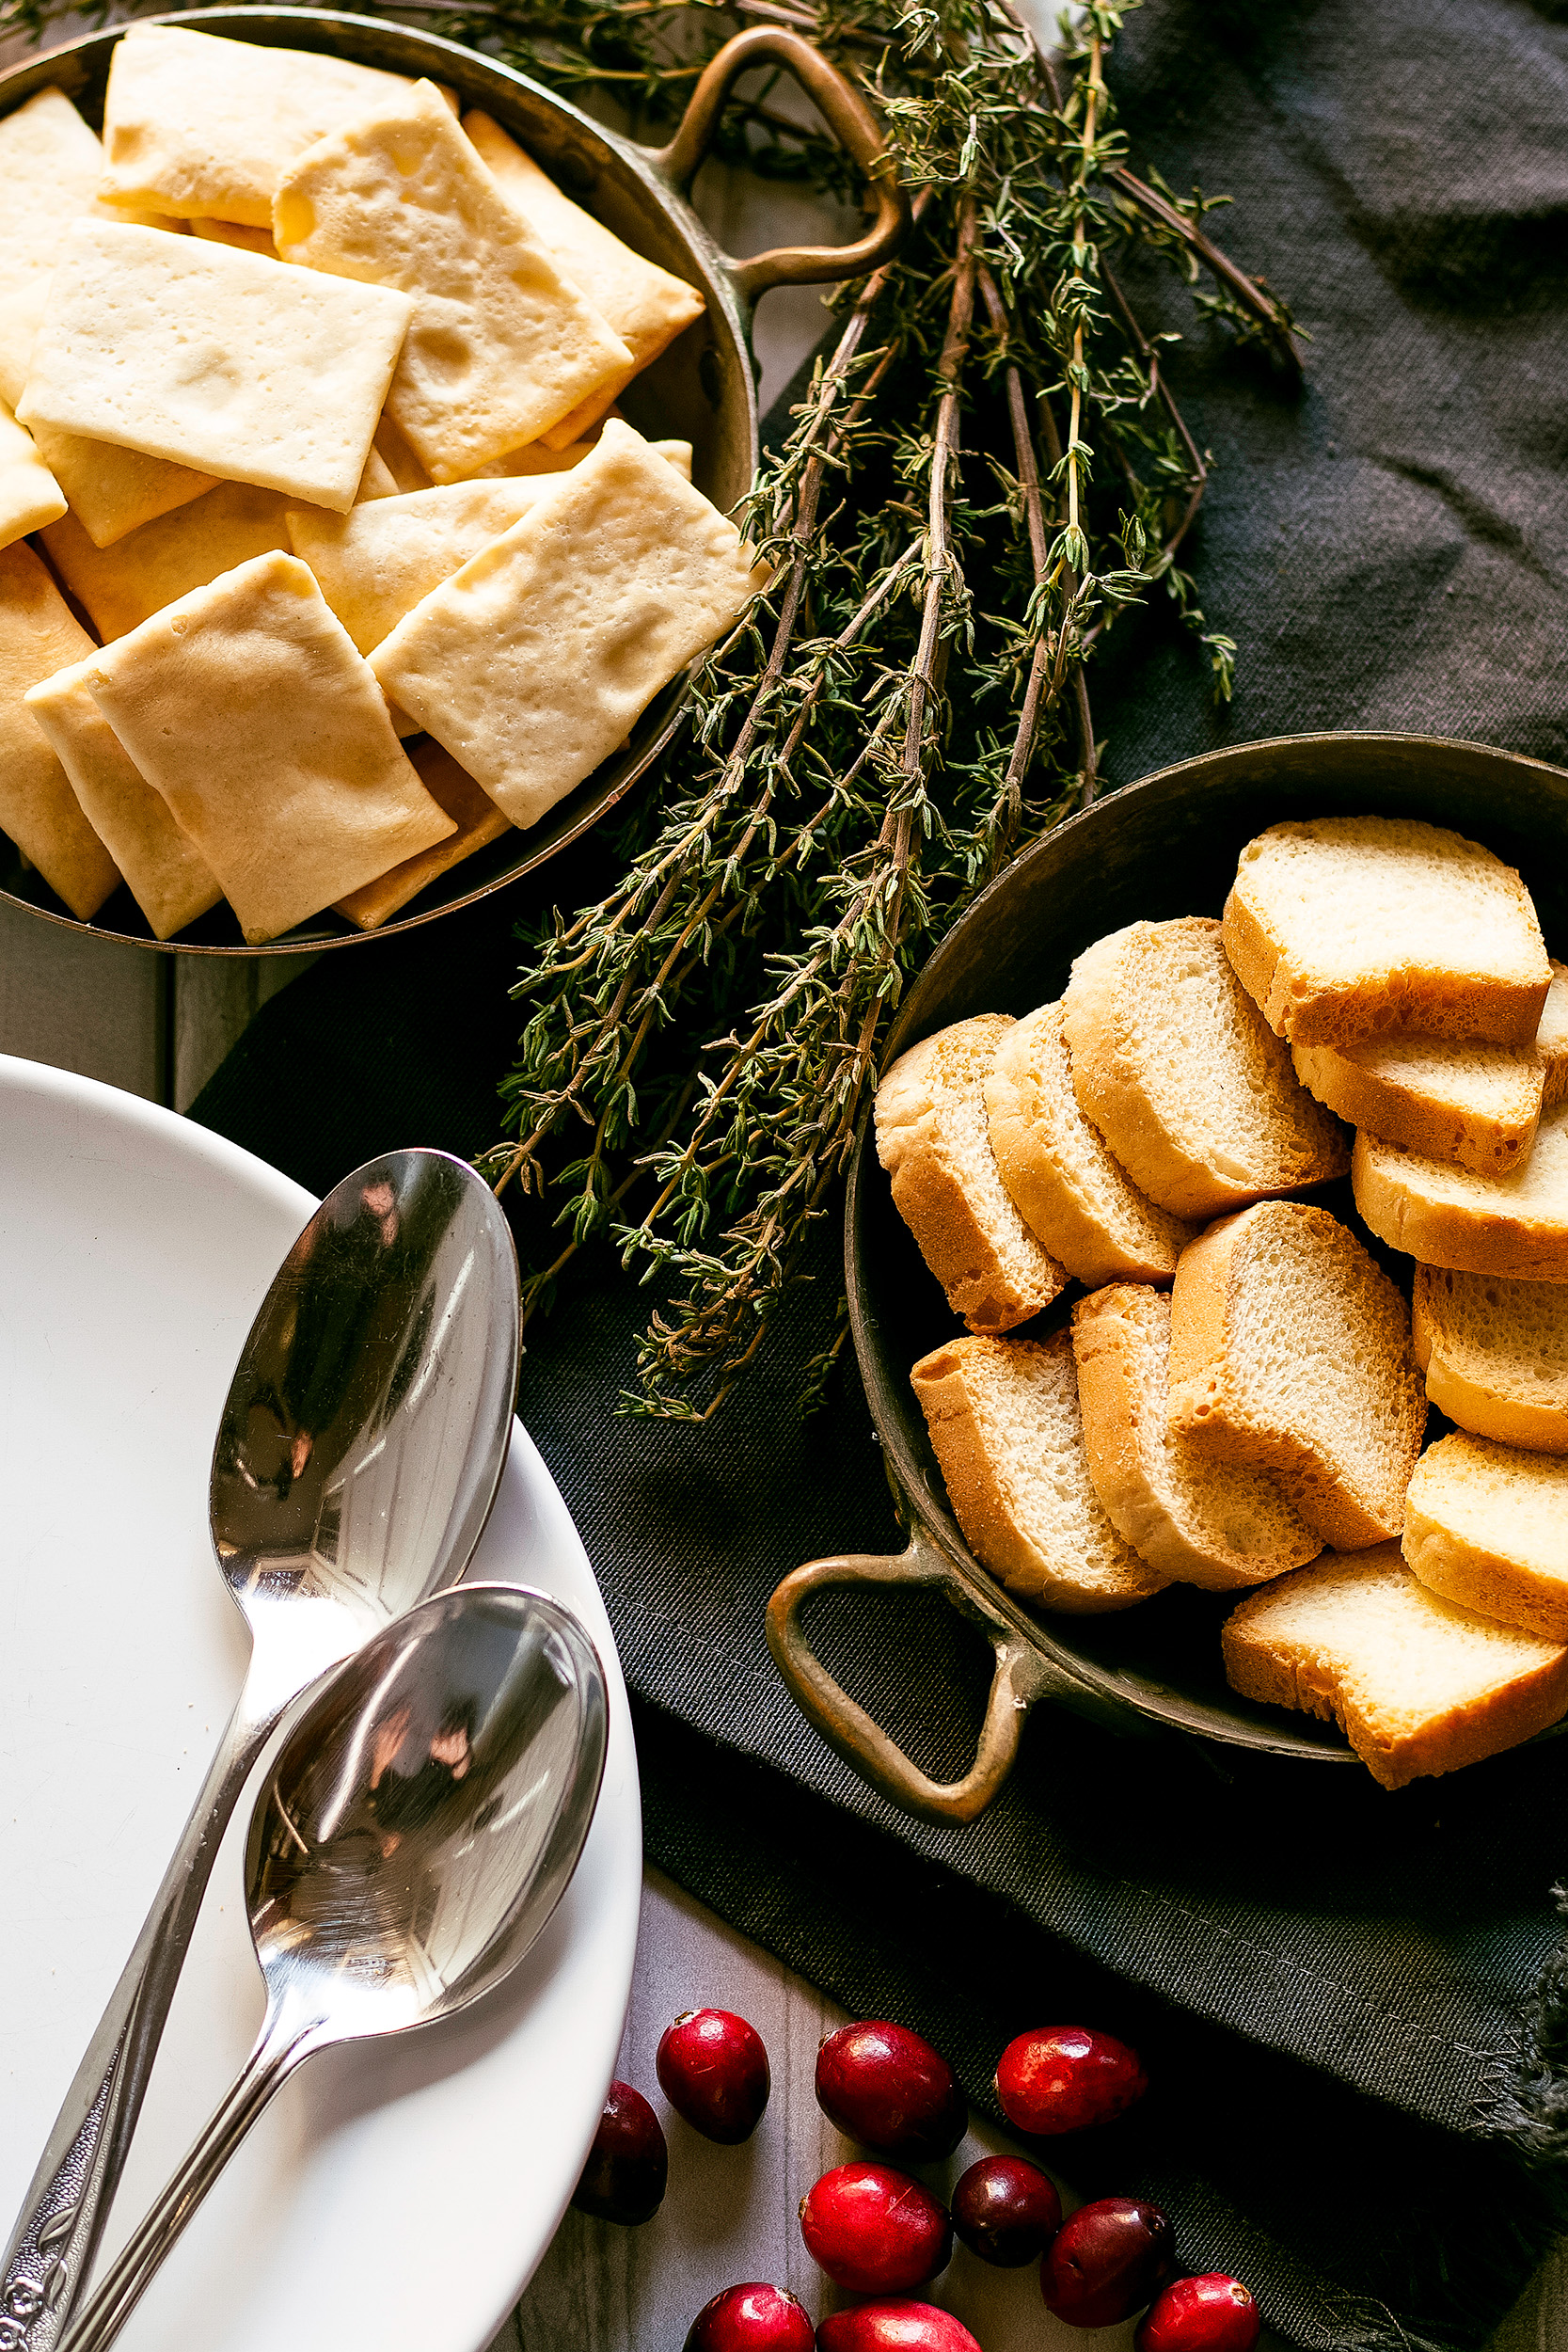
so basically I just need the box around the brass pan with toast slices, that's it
[767,731,1568,1822]
[0,6,907,952]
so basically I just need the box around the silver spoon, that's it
[55,1581,608,2352]
[2,1150,520,2352]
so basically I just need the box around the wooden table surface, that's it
[0,14,1560,2344]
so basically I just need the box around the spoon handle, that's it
[0,1687,277,2352]
[53,2022,313,2352]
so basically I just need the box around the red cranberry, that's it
[799,2161,952,2295]
[995,2026,1148,2135]
[816,2021,968,2162]
[685,2282,816,2352]
[1041,2198,1175,2328]
[816,2304,982,2352]
[657,2009,771,2143]
[1135,2275,1260,2352]
[950,2153,1061,2265]
[571,2080,668,2224]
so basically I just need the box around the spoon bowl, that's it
[252,1582,609,2041]
[58,1583,609,2352]
[211,1149,523,1683]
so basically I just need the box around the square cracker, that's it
[0,401,65,548]
[273,81,631,481]
[25,659,221,940]
[0,540,120,919]
[31,431,216,550]
[100,24,421,228]
[85,551,455,945]
[0,84,169,309]
[464,111,704,449]
[470,431,692,483]
[287,439,695,652]
[289,478,578,654]
[336,739,511,930]
[42,469,399,659]
[372,420,766,829]
[0,277,217,547]
[42,480,299,641]
[19,222,413,514]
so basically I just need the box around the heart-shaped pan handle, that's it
[651,25,911,303]
[767,1517,1137,1823]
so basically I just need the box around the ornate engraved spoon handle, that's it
[54,2024,315,2352]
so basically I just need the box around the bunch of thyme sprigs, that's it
[456,0,1300,1422]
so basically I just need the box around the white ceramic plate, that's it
[0,1055,641,2352]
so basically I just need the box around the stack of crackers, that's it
[0,27,764,943]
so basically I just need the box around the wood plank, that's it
[505,1869,1558,2352]
[173,953,319,1111]
[0,895,165,1099]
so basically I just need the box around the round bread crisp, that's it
[1070,1282,1319,1590]
[876,1014,1068,1334]
[1222,1543,1568,1788]
[911,1329,1164,1611]
[1223,815,1550,1047]
[1167,1199,1427,1550]
[984,1001,1195,1284]
[1354,1102,1568,1282]
[1413,1264,1568,1452]
[1404,1431,1568,1644]
[1061,915,1349,1220]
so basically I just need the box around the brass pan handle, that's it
[765,1520,1055,1824]
[652,25,911,304]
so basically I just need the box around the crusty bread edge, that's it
[877,1028,1068,1332]
[1412,1269,1568,1452]
[1353,1132,1568,1283]
[984,1021,1186,1284]
[1070,1286,1315,1590]
[1291,1041,1541,1178]
[1223,1551,1568,1788]
[910,1338,1161,1613]
[1220,885,1291,1037]
[1167,1206,1418,1549]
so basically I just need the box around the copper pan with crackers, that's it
[0,7,908,951]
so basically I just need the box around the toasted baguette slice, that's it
[1413,1264,1568,1452]
[1060,916,1348,1218]
[1224,817,1549,1047]
[1404,1432,1568,1642]
[1353,1102,1568,1282]
[911,1330,1164,1611]
[1292,961,1568,1178]
[1222,1544,1568,1788]
[1071,1284,1321,1589]
[876,1016,1069,1333]
[983,1002,1196,1284]
[1167,1201,1426,1548]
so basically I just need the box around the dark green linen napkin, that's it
[190,1,1568,2340]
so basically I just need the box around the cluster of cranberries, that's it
[571,2009,1259,2352]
